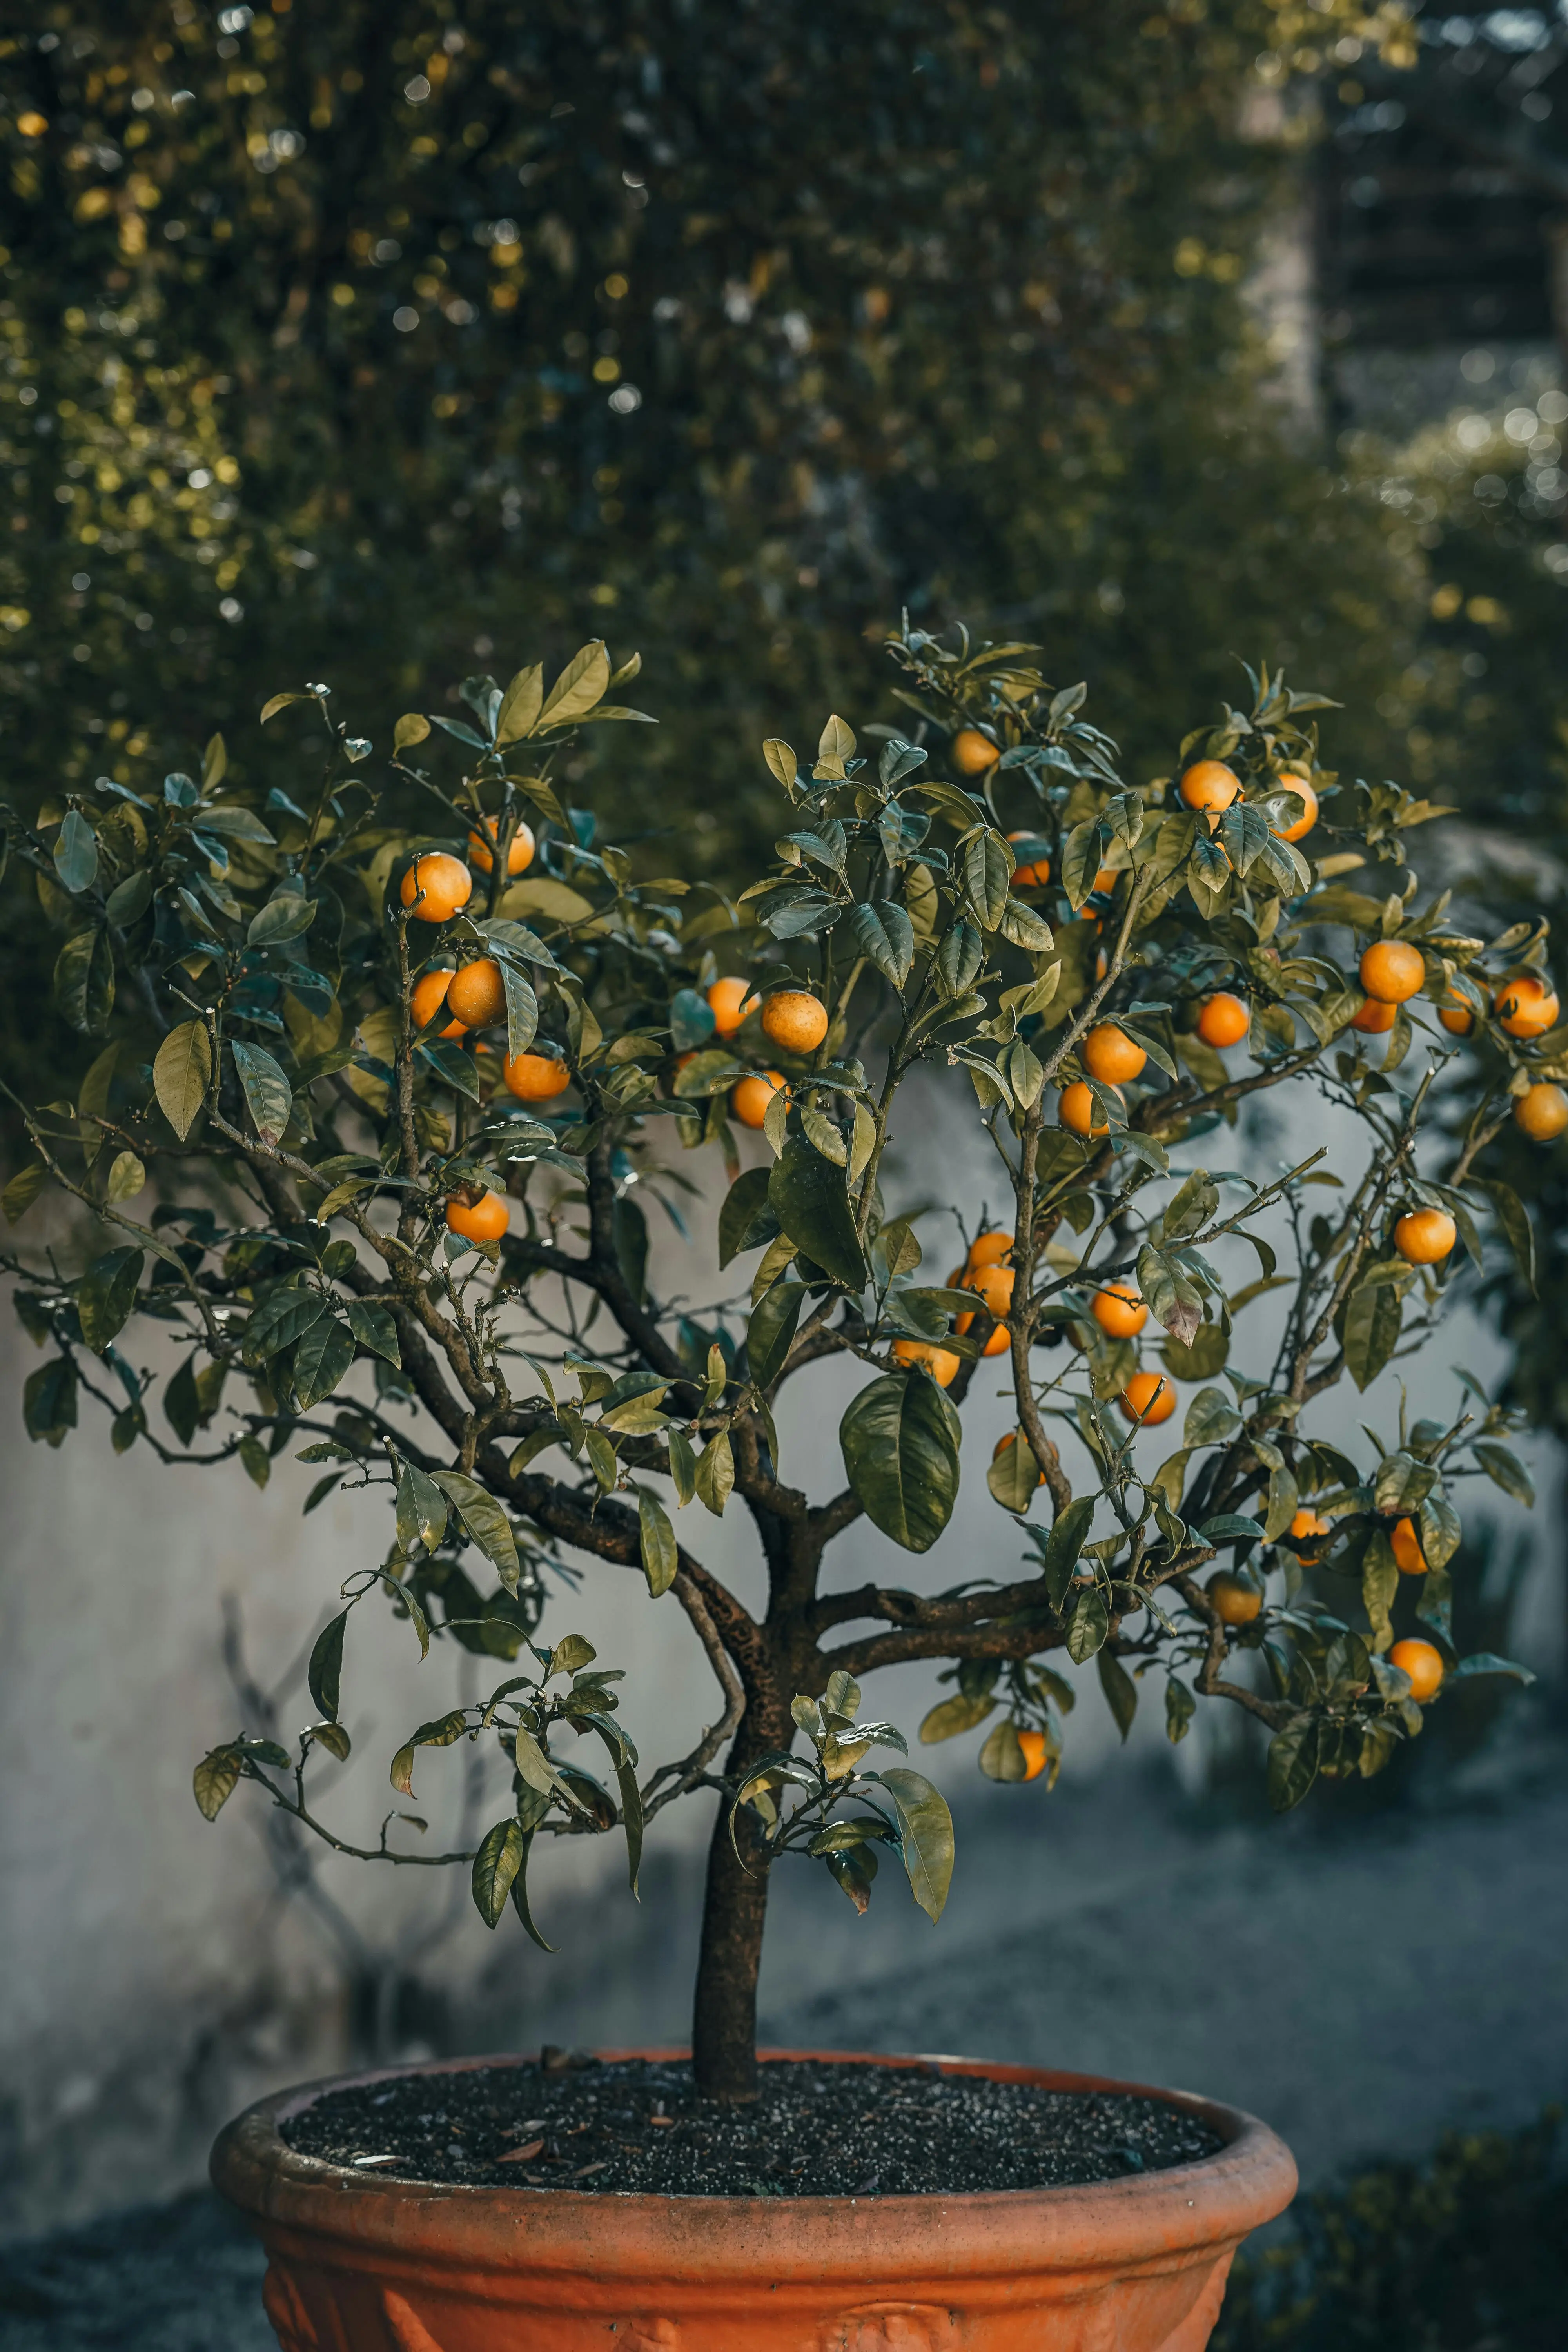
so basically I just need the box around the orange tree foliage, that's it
[0,622,1543,2095]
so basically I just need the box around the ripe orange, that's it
[1437,987,1474,1036]
[1390,1637,1444,1702]
[411,969,465,1038]
[967,1230,1014,1270]
[731,1070,786,1128]
[957,1261,1014,1355]
[1119,1369,1176,1426]
[445,1188,510,1243]
[893,1337,960,1386]
[1272,773,1318,843]
[1092,1282,1147,1338]
[707,976,761,1037]
[1289,1507,1331,1562]
[760,991,829,1054]
[400,851,473,924]
[1359,940,1425,1004]
[1017,1726,1049,1782]
[1494,972,1560,1038]
[446,957,507,1028]
[1515,1082,1568,1140]
[1390,1515,1427,1574]
[1090,865,1120,896]
[991,1430,1044,1491]
[1196,991,1249,1049]
[1059,1080,1115,1137]
[1179,760,1241,817]
[1082,1024,1146,1085]
[1351,997,1396,1035]
[466,815,536,877]
[1207,1570,1261,1626]
[1006,832,1051,888]
[504,1049,572,1102]
[952,727,1000,775]
[1394,1208,1455,1265]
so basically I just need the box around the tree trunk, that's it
[690,1700,790,2102]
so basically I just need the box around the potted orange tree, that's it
[2,626,1543,2350]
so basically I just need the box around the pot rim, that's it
[212,2047,1298,2282]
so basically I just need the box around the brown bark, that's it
[690,1691,793,2102]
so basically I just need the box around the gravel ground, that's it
[4,1751,1564,2352]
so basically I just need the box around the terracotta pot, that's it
[211,2048,1296,2352]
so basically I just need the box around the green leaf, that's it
[920,1691,997,1744]
[54,926,114,1035]
[247,894,318,948]
[192,1747,242,1821]
[638,1488,678,1597]
[1165,1677,1196,1744]
[1041,1494,1095,1610]
[978,1718,1028,1781]
[719,1165,779,1267]
[501,959,540,1060]
[1343,1276,1403,1392]
[1184,1385,1241,1447]
[163,1353,201,1446]
[848,898,916,989]
[105,869,152,926]
[839,1372,961,1553]
[692,1429,734,1517]
[1468,1177,1536,1296]
[666,1426,696,1505]
[472,1818,526,1927]
[800,1105,847,1166]
[239,1434,271,1489]
[2,1162,47,1223]
[1060,819,1104,910]
[508,1831,555,1949]
[935,916,983,997]
[1448,1651,1536,1685]
[260,690,305,722]
[962,830,1013,931]
[346,1299,401,1365]
[1361,1528,1399,1655]
[496,662,544,744]
[23,1355,78,1447]
[746,1279,809,1390]
[54,808,99,894]
[77,1246,143,1355]
[1067,1584,1109,1662]
[768,1132,867,1292]
[1374,1450,1437,1516]
[986,1432,1042,1515]
[1097,1649,1138,1742]
[292,1315,354,1410]
[431,1469,520,1588]
[877,1767,954,1922]
[1473,1441,1534,1506]
[1267,1716,1321,1812]
[592,1720,644,1895]
[242,1285,327,1364]
[106,1149,145,1203]
[538,640,610,728]
[154,1020,212,1141]
[308,1610,348,1719]
[998,897,1054,953]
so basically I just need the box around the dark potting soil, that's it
[281,2054,1223,2197]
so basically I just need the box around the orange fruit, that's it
[1394,1208,1455,1265]
[892,1337,959,1386]
[1059,1080,1116,1136]
[1289,1508,1331,1562]
[1092,1282,1147,1339]
[399,851,473,924]
[1515,1082,1568,1141]
[1119,1369,1176,1426]
[1006,832,1051,888]
[1207,1570,1261,1626]
[1351,996,1397,1035]
[707,976,761,1037]
[760,991,829,1054]
[445,1188,510,1243]
[411,969,465,1038]
[991,1430,1044,1491]
[1179,760,1241,817]
[446,957,507,1028]
[1196,991,1249,1049]
[1082,1024,1146,1085]
[503,1049,572,1102]
[1390,1515,1426,1575]
[1494,973,1560,1038]
[731,1070,786,1128]
[466,815,536,877]
[1359,940,1425,1004]
[967,1230,1014,1270]
[1438,989,1475,1036]
[1272,773,1318,843]
[1017,1727,1049,1782]
[957,1261,1013,1355]
[1390,1637,1444,1702]
[952,727,1000,775]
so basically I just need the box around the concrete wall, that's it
[1,1067,1557,2235]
